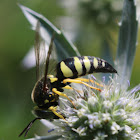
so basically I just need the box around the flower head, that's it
[55,76,140,140]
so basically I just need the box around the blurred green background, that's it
[0,0,140,139]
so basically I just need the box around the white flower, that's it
[115,97,129,107]
[111,122,121,134]
[102,100,113,111]
[93,131,107,140]
[74,126,87,136]
[102,113,111,123]
[77,108,87,117]
[113,109,127,120]
[87,96,99,112]
[88,113,102,129]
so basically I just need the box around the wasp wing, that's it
[34,22,46,81]
[34,22,57,82]
[43,33,55,90]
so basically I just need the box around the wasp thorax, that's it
[31,77,59,109]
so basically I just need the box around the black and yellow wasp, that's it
[19,31,117,137]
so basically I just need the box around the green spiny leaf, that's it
[19,4,80,62]
[116,0,138,89]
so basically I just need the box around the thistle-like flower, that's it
[27,76,140,140]
[52,76,140,140]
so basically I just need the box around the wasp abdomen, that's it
[56,56,117,80]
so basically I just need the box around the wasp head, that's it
[31,77,59,109]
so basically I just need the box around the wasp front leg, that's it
[63,85,73,90]
[48,106,65,120]
[52,88,75,108]
[33,106,66,121]
[63,85,83,95]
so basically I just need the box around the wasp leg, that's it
[48,106,66,121]
[19,117,41,137]
[63,79,101,92]
[63,85,73,90]
[76,78,103,87]
[52,88,75,107]
[63,85,82,94]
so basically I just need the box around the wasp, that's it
[19,29,117,137]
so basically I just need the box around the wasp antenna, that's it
[19,117,41,137]
[43,32,55,91]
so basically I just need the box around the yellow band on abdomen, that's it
[93,57,98,69]
[74,57,83,75]
[60,61,73,77]
[83,56,91,73]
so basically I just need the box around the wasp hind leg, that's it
[76,78,103,87]
[63,79,102,92]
